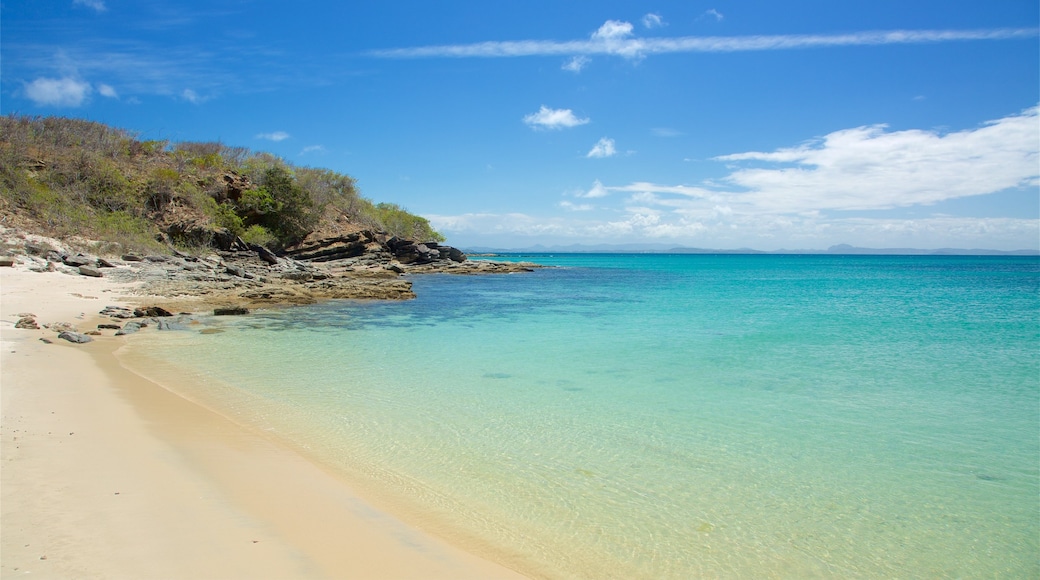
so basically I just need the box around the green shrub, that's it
[241,224,276,247]
[213,202,244,234]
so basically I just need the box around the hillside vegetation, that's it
[0,115,443,253]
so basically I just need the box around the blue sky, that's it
[2,1,1038,250]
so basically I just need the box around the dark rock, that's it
[121,254,143,262]
[212,228,237,251]
[78,266,103,278]
[252,244,279,265]
[214,306,250,316]
[96,258,117,268]
[63,254,94,267]
[100,306,136,319]
[58,331,93,344]
[144,255,169,263]
[39,338,52,344]
[115,320,145,335]
[85,330,102,336]
[446,246,467,262]
[0,257,15,267]
[98,323,122,330]
[163,219,214,247]
[15,317,39,329]
[134,306,173,318]
[226,266,246,278]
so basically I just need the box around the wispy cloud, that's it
[257,131,290,142]
[714,105,1039,212]
[433,107,1040,250]
[587,137,617,158]
[577,180,610,198]
[370,24,1037,60]
[300,145,326,155]
[701,9,724,22]
[73,0,106,12]
[642,13,665,29]
[559,201,595,211]
[652,127,682,137]
[23,77,91,107]
[562,55,590,72]
[523,106,590,130]
[181,88,204,104]
[97,83,118,98]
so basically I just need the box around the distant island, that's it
[464,242,1039,256]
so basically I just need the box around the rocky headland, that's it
[0,226,540,328]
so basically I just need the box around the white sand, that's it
[1,264,527,579]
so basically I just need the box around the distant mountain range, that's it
[463,243,1039,256]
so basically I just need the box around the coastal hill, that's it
[0,115,535,307]
[0,115,454,262]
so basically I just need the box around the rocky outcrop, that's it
[58,331,92,344]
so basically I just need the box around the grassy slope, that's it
[0,115,443,255]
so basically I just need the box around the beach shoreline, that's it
[1,264,528,579]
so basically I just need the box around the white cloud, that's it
[181,88,203,104]
[523,106,590,130]
[559,201,594,211]
[73,0,106,12]
[371,27,1036,61]
[436,107,1039,250]
[702,9,724,22]
[587,137,617,158]
[257,131,290,142]
[652,127,682,137]
[715,105,1039,212]
[300,145,326,155]
[592,20,634,40]
[97,84,118,98]
[578,180,611,198]
[562,55,591,73]
[24,77,91,107]
[642,13,665,29]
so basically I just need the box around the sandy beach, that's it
[1,264,527,579]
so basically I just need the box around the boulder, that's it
[63,254,95,267]
[98,323,122,330]
[15,317,39,329]
[121,254,143,262]
[134,306,173,318]
[252,244,279,266]
[58,331,93,344]
[78,266,103,278]
[115,320,146,335]
[97,257,117,268]
[214,306,250,316]
[100,306,136,319]
[0,257,15,267]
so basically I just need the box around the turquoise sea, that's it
[123,254,1039,578]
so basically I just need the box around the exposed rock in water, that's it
[214,306,250,316]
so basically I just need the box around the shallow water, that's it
[123,255,1040,578]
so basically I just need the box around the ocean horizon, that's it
[122,254,1040,578]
